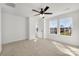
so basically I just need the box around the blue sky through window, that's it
[50,19,57,28]
[50,17,72,28]
[60,17,72,27]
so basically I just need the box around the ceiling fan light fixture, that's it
[40,14,44,17]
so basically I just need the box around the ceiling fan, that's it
[32,6,53,16]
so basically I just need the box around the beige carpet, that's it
[1,39,79,56]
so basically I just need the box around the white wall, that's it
[25,17,30,39]
[2,12,28,44]
[0,6,2,53]
[48,10,79,46]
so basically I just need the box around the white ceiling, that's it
[2,3,79,17]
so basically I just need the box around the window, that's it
[49,17,72,36]
[49,19,57,34]
[60,17,72,36]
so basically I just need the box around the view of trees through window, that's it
[50,19,57,34]
[50,17,72,36]
[60,18,72,36]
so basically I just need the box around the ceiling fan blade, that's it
[43,6,49,12]
[32,9,40,13]
[44,13,53,14]
[34,14,40,16]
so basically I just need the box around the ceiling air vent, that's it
[5,3,16,8]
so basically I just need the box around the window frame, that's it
[49,17,72,36]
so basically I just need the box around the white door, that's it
[37,18,44,39]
